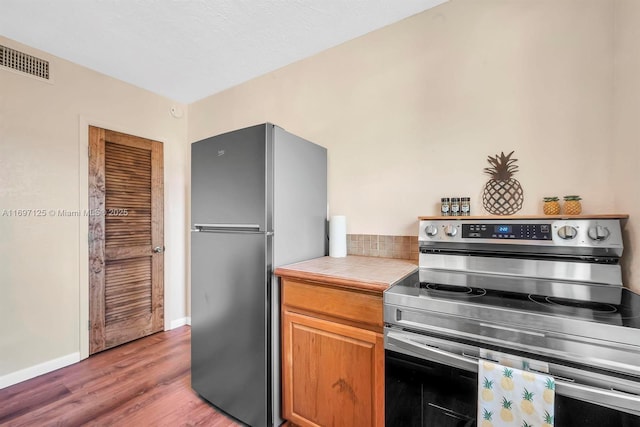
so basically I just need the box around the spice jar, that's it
[450,197,460,216]
[440,198,450,216]
[461,197,471,216]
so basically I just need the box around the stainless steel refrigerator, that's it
[190,123,327,427]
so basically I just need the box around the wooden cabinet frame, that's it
[280,277,384,427]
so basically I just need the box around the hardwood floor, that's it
[0,326,243,426]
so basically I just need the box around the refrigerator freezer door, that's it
[191,231,269,427]
[191,124,267,230]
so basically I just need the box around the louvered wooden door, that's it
[88,126,164,355]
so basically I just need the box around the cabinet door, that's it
[282,310,384,427]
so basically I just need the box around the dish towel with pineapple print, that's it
[478,360,555,427]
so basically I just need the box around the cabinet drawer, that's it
[281,278,383,330]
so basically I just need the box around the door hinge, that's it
[88,320,90,330]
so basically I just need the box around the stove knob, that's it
[425,225,438,237]
[444,225,458,237]
[557,225,578,240]
[588,225,610,241]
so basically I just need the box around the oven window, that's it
[386,350,476,427]
[386,350,640,427]
[554,395,640,426]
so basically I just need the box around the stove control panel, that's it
[462,223,552,240]
[418,219,624,255]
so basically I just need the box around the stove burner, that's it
[528,294,618,314]
[421,282,487,298]
[424,283,471,293]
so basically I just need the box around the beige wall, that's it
[0,36,188,380]
[190,0,622,242]
[189,0,616,238]
[613,0,640,292]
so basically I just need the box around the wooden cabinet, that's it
[280,277,384,427]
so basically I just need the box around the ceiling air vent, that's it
[1,44,50,80]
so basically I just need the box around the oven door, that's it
[386,348,476,426]
[385,328,640,427]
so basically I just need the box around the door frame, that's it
[78,116,169,360]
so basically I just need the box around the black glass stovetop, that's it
[387,271,640,330]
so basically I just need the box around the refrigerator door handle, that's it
[193,223,262,233]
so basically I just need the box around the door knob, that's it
[153,246,164,253]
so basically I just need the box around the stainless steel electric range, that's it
[384,215,640,427]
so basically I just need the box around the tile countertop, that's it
[274,255,418,294]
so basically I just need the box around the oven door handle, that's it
[556,382,640,417]
[386,331,478,372]
[386,331,640,417]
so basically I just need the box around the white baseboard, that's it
[0,352,80,390]
[169,317,191,329]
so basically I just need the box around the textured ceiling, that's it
[0,0,448,103]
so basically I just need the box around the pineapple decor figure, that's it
[543,197,560,215]
[563,195,582,215]
[482,151,524,215]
